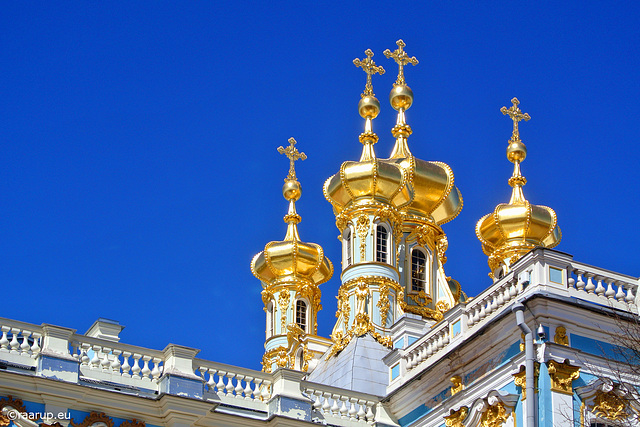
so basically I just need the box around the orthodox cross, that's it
[277,137,307,181]
[500,97,531,142]
[353,49,385,97]
[383,39,418,86]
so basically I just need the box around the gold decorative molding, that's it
[120,420,146,427]
[512,363,540,400]
[520,332,525,352]
[0,396,27,427]
[377,282,390,327]
[590,389,628,421]
[479,401,508,427]
[261,345,289,372]
[554,326,569,346]
[278,290,290,329]
[356,215,370,260]
[444,406,468,427]
[70,412,115,427]
[547,360,580,395]
[450,375,464,395]
[403,290,442,321]
[436,300,451,314]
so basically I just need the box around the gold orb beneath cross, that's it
[390,84,413,111]
[507,141,527,163]
[283,180,302,201]
[358,95,380,119]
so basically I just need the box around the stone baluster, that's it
[90,346,101,368]
[321,392,331,414]
[595,278,606,296]
[111,349,122,374]
[226,372,236,395]
[575,271,585,291]
[20,330,31,354]
[234,374,245,398]
[121,351,131,376]
[31,332,41,357]
[10,328,20,353]
[80,344,91,365]
[365,401,375,422]
[252,377,263,399]
[348,397,358,420]
[204,368,216,391]
[585,274,596,294]
[0,327,10,352]
[479,300,487,319]
[151,357,162,381]
[141,355,152,380]
[509,280,518,298]
[261,379,271,400]
[615,283,626,302]
[330,394,340,416]
[243,376,253,399]
[100,347,112,371]
[626,286,636,304]
[216,370,226,395]
[605,281,616,299]
[131,353,142,378]
[339,396,349,419]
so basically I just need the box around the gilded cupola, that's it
[476,98,561,278]
[251,138,333,373]
[323,49,412,215]
[251,138,333,287]
[381,40,463,228]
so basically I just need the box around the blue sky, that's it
[1,2,639,371]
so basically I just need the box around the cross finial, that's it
[500,97,531,142]
[277,137,307,182]
[353,49,385,97]
[383,40,419,86]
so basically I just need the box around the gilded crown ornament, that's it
[476,98,561,277]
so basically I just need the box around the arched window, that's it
[295,300,307,332]
[411,248,427,292]
[343,226,352,267]
[266,301,274,337]
[376,224,389,263]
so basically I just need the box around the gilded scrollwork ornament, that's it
[377,282,390,326]
[0,396,27,427]
[356,215,370,260]
[70,412,115,427]
[450,375,464,395]
[591,389,628,421]
[278,290,290,329]
[444,406,468,427]
[479,401,508,427]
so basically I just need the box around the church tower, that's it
[251,138,333,372]
[323,41,465,357]
[476,98,562,279]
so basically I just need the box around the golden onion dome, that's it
[251,138,333,287]
[381,40,463,225]
[324,49,413,214]
[476,98,561,275]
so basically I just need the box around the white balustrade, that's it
[70,338,164,383]
[195,360,272,402]
[567,262,638,311]
[304,382,377,424]
[0,321,42,359]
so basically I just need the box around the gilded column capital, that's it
[512,362,540,400]
[547,360,580,395]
